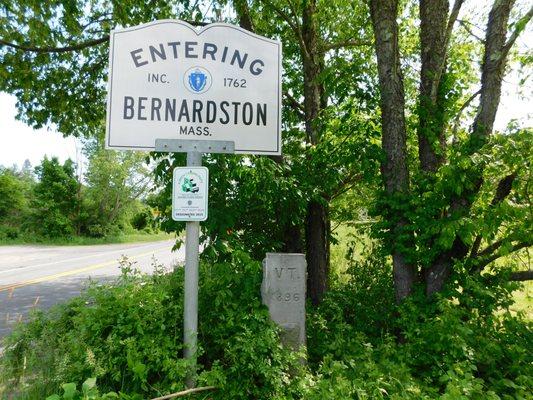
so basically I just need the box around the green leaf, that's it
[82,377,97,393]
[62,382,77,400]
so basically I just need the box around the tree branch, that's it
[321,39,373,52]
[469,172,517,257]
[260,0,299,36]
[444,0,465,47]
[286,0,300,23]
[475,241,532,273]
[457,19,484,42]
[329,173,363,201]
[491,172,517,205]
[502,5,533,59]
[469,236,483,259]
[150,386,216,400]
[0,20,212,54]
[283,91,305,118]
[509,270,533,281]
[260,0,308,59]
[0,36,109,53]
[451,89,481,141]
[478,238,505,259]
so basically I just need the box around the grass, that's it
[331,223,532,320]
[330,223,374,284]
[0,231,176,246]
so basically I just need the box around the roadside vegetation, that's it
[0,231,174,246]
[0,138,164,245]
[1,247,531,399]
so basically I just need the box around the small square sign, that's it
[172,167,209,221]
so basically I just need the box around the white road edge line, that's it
[0,240,176,275]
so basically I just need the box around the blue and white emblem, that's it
[184,66,212,94]
[189,70,207,92]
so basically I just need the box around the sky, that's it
[0,93,81,169]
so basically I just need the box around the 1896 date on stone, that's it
[275,292,300,302]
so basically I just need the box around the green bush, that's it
[130,207,158,233]
[395,275,533,398]
[0,252,302,399]
[307,254,396,364]
[29,157,80,238]
[0,225,19,239]
[304,249,533,399]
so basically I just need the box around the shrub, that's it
[130,207,154,231]
[1,251,531,399]
[307,253,396,364]
[0,225,19,240]
[0,252,302,399]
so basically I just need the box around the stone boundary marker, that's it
[261,253,306,350]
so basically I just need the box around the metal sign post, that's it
[156,139,234,387]
[183,150,201,388]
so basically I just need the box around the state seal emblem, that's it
[184,66,212,94]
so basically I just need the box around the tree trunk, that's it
[417,0,450,172]
[301,0,324,144]
[417,0,463,294]
[305,200,329,305]
[233,0,254,32]
[282,224,304,253]
[426,0,516,296]
[301,0,329,305]
[369,0,416,302]
[471,0,515,145]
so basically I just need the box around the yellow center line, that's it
[0,249,162,292]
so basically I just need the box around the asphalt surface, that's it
[0,239,183,340]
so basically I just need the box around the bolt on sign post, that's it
[105,20,282,387]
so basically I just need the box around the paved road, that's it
[0,240,183,340]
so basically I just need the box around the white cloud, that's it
[0,92,80,169]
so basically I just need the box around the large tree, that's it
[30,157,80,237]
[232,0,375,303]
[82,137,152,237]
[368,0,533,302]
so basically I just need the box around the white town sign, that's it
[105,20,282,155]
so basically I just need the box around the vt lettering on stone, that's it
[274,267,300,280]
